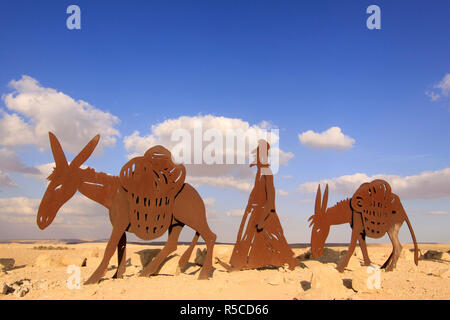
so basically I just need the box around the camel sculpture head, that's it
[308,184,330,258]
[36,132,99,230]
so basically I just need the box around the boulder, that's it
[310,264,343,290]
[0,258,15,271]
[400,249,415,261]
[352,266,381,293]
[1,281,11,295]
[214,246,232,262]
[300,263,353,300]
[33,254,86,267]
[130,249,160,268]
[422,250,443,260]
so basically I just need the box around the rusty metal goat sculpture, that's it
[37,132,216,284]
[308,179,419,272]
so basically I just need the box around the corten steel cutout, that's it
[308,179,419,272]
[36,132,216,284]
[218,140,298,271]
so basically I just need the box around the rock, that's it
[14,287,29,297]
[352,266,381,293]
[194,248,207,266]
[310,264,344,290]
[34,254,86,267]
[214,246,232,262]
[131,249,160,268]
[1,281,12,295]
[299,264,353,300]
[0,258,15,271]
[423,250,443,260]
[401,249,415,261]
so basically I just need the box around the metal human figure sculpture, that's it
[218,140,298,271]
[308,179,419,272]
[37,132,216,284]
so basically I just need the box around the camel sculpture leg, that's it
[178,232,200,272]
[172,184,216,280]
[85,222,129,284]
[140,222,184,277]
[358,234,371,266]
[85,188,130,285]
[113,232,127,279]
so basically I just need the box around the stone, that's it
[266,273,284,286]
[0,258,15,271]
[33,254,86,267]
[352,266,381,293]
[423,250,443,260]
[310,264,344,290]
[400,249,415,261]
[214,246,232,262]
[1,281,11,295]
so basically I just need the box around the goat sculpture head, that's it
[308,184,330,258]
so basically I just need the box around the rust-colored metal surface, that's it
[308,179,419,272]
[36,133,216,284]
[218,140,298,271]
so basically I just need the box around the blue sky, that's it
[0,0,449,244]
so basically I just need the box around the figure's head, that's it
[36,132,100,230]
[308,184,330,258]
[250,139,270,168]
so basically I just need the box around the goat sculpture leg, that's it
[385,223,402,271]
[140,222,184,277]
[113,232,127,279]
[337,213,363,273]
[358,234,371,266]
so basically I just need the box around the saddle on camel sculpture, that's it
[36,132,216,284]
[218,140,299,271]
[308,179,419,272]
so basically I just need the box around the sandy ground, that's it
[0,241,449,300]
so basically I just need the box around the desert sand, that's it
[0,241,449,300]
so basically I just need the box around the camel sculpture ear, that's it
[70,134,100,169]
[49,132,68,170]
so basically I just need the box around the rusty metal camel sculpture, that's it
[308,179,419,272]
[37,132,216,284]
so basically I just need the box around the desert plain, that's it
[0,241,449,300]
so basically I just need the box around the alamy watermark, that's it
[366,264,381,290]
[169,122,281,174]
[66,265,81,290]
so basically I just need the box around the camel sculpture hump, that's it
[350,179,395,238]
[120,145,186,240]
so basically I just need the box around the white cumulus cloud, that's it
[298,126,355,151]
[1,75,120,154]
[226,209,244,217]
[426,73,450,102]
[297,167,450,200]
[123,115,293,192]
